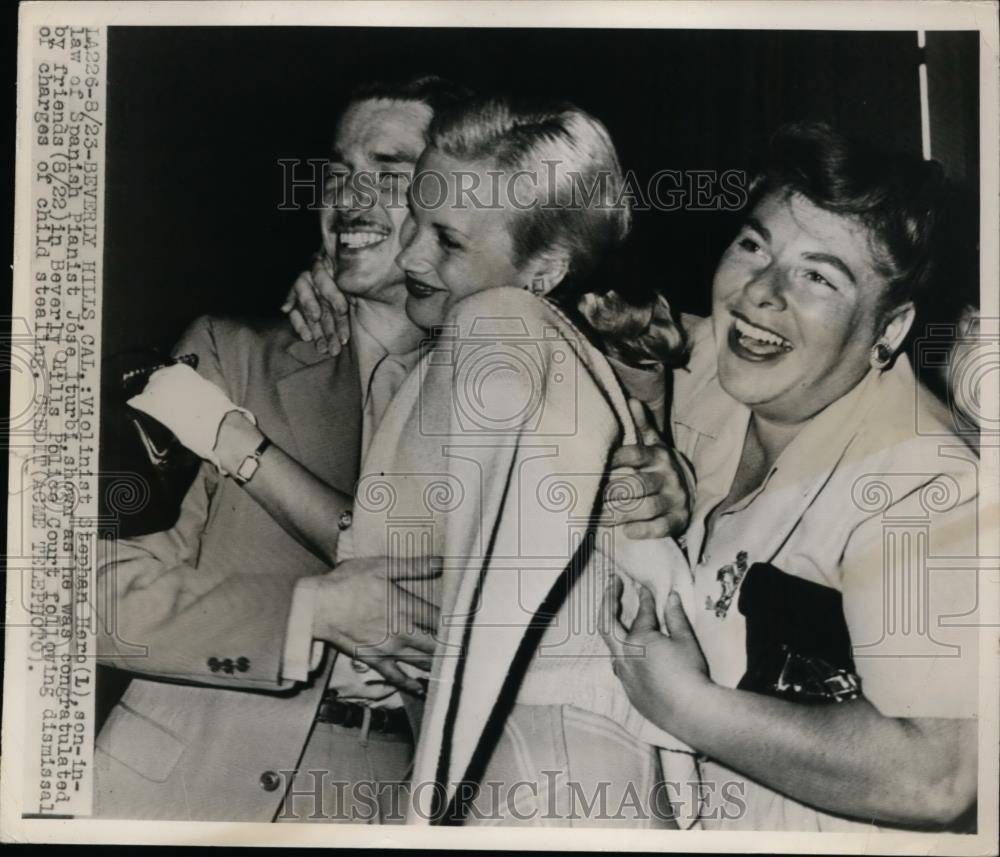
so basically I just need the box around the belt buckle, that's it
[315,690,407,736]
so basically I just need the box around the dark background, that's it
[101,27,980,360]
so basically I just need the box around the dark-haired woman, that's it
[603,122,980,831]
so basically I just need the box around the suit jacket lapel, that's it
[276,338,362,497]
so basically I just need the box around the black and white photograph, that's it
[3,1,998,850]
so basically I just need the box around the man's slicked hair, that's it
[346,74,472,123]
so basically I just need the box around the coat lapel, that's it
[276,338,362,497]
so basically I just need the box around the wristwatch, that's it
[233,436,272,485]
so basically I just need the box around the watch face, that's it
[235,454,260,484]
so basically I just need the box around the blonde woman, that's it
[128,97,694,827]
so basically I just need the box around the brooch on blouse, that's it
[705,550,749,618]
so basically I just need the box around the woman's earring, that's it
[870,341,892,370]
[529,277,546,296]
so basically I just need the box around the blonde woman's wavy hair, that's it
[428,96,688,368]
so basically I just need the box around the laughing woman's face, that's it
[712,191,904,425]
[396,148,533,330]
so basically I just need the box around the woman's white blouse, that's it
[671,316,981,831]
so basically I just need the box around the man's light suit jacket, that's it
[95,315,361,820]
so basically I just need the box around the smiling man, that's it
[95,76,469,824]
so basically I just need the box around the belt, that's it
[315,690,411,736]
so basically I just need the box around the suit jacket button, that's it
[259,770,281,792]
[207,657,220,673]
[337,510,353,531]
[236,657,250,672]
[222,658,234,674]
